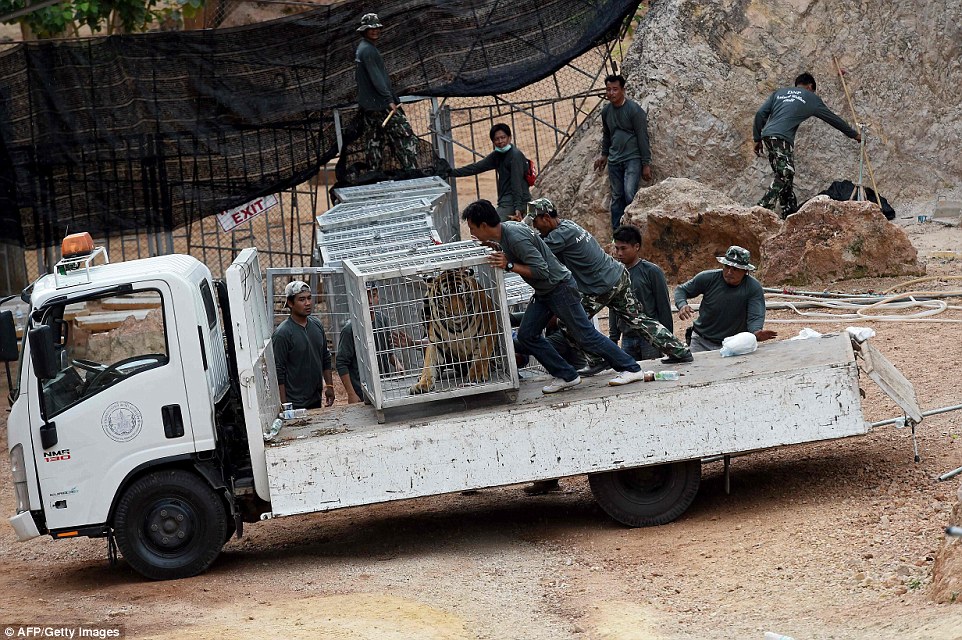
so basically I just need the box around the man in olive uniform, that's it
[355,13,418,172]
[674,246,777,353]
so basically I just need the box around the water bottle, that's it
[653,370,679,381]
[14,307,24,331]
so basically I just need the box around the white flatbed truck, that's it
[3,244,922,580]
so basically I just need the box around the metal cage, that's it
[317,215,440,267]
[342,241,519,414]
[315,198,435,233]
[331,176,456,242]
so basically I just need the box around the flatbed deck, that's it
[262,333,867,517]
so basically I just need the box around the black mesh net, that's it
[0,0,638,248]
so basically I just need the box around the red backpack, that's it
[524,158,538,187]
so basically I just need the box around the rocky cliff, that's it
[537,0,962,233]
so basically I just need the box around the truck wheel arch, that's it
[106,455,231,528]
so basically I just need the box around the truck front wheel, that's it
[588,459,701,527]
[113,469,227,580]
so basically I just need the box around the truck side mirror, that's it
[0,310,17,362]
[28,325,60,379]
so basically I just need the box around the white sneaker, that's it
[608,369,647,386]
[542,375,582,394]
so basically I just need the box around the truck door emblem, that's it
[102,401,144,442]
[44,449,71,462]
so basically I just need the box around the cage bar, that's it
[342,242,518,415]
[332,176,450,201]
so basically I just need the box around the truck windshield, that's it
[36,290,170,417]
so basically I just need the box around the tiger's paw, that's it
[466,366,491,384]
[409,381,433,395]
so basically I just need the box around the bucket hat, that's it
[357,13,383,31]
[716,245,755,271]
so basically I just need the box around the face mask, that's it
[494,144,512,153]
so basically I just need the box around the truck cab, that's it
[6,235,270,579]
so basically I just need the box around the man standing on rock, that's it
[753,72,861,217]
[673,246,777,353]
[594,74,652,233]
[355,13,418,172]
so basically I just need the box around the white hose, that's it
[763,290,962,324]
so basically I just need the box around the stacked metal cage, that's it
[342,241,519,413]
[331,176,455,242]
[308,197,443,350]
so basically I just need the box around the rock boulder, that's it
[623,178,781,282]
[760,197,924,285]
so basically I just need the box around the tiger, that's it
[409,268,499,394]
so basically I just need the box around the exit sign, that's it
[217,194,279,232]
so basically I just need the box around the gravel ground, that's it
[0,217,960,639]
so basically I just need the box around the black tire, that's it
[588,459,701,527]
[113,469,228,580]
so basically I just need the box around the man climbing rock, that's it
[753,72,861,217]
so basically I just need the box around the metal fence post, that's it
[434,102,459,241]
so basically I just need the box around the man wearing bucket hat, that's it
[525,197,692,375]
[673,246,777,353]
[355,13,419,172]
[272,280,335,409]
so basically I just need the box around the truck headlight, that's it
[10,444,29,512]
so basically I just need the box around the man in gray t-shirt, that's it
[336,285,412,403]
[674,246,777,353]
[753,72,861,217]
[272,280,335,409]
[461,199,651,396]
[527,198,691,374]
[593,74,652,232]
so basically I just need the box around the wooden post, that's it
[833,57,882,208]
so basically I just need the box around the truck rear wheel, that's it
[113,469,227,580]
[589,460,701,527]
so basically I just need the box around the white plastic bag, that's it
[719,331,758,357]
[846,326,876,343]
[789,328,823,341]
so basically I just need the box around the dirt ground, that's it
[1,216,961,639]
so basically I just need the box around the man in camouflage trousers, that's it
[355,13,418,172]
[526,198,692,375]
[757,137,798,214]
[753,72,860,217]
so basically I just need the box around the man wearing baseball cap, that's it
[355,12,418,172]
[272,280,335,409]
[673,246,777,353]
